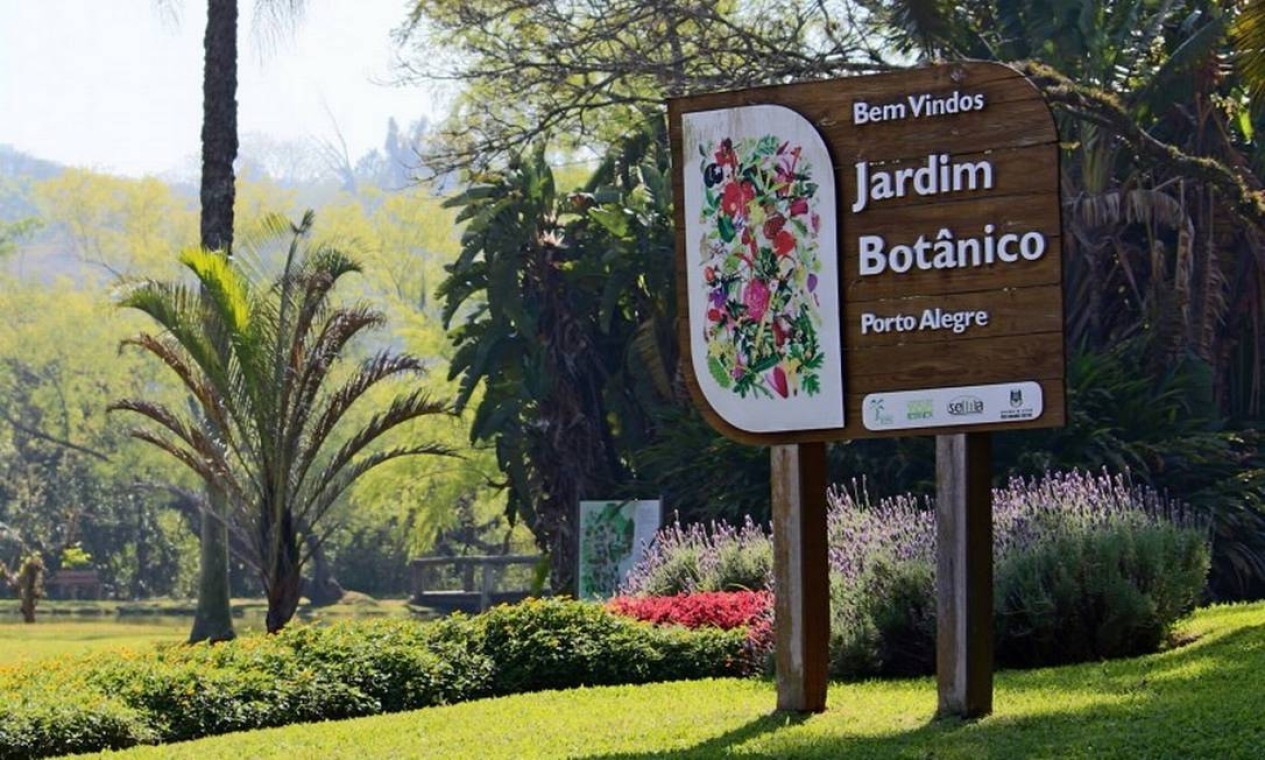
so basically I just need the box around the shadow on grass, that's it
[588,622,1265,759]
[590,710,813,760]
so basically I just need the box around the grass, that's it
[0,620,188,665]
[80,602,1265,759]
[0,597,426,666]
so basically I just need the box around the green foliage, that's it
[619,517,773,596]
[0,696,155,760]
[277,620,494,713]
[995,519,1210,667]
[58,542,92,570]
[438,128,678,590]
[830,555,936,679]
[1004,341,1265,600]
[0,600,753,758]
[397,0,866,169]
[62,604,1265,760]
[113,213,455,631]
[825,517,1208,680]
[430,598,754,696]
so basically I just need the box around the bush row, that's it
[623,470,1211,678]
[0,599,754,759]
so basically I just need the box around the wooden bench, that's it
[410,554,543,612]
[47,569,102,600]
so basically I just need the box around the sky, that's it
[0,0,444,178]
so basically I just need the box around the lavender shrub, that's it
[619,515,772,596]
[623,470,1209,678]
[992,471,1209,666]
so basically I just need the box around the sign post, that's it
[668,62,1064,717]
[935,433,993,717]
[771,443,829,712]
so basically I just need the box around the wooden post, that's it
[935,433,993,719]
[772,442,830,712]
[479,563,500,612]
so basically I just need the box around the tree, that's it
[1239,0,1265,107]
[438,127,681,590]
[186,0,306,643]
[113,213,455,632]
[394,0,892,170]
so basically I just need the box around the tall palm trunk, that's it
[189,0,238,644]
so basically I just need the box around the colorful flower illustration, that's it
[697,135,825,399]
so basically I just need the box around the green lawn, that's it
[84,603,1265,759]
[0,620,188,665]
[0,597,421,666]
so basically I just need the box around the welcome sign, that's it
[668,62,1064,443]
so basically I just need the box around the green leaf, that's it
[718,215,736,243]
[590,206,630,238]
[707,356,732,388]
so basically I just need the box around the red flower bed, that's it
[607,590,773,630]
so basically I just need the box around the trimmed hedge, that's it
[0,600,754,759]
[430,597,757,696]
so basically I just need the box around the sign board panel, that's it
[668,62,1064,443]
[577,499,662,599]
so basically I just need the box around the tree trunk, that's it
[302,529,345,607]
[201,0,238,256]
[190,0,239,645]
[264,512,303,633]
[189,501,236,642]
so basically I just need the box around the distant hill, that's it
[0,144,62,182]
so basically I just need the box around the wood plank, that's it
[841,241,1064,302]
[834,143,1060,214]
[845,332,1063,384]
[935,433,994,718]
[843,285,1063,347]
[675,360,1066,445]
[671,62,1043,125]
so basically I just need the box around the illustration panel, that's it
[681,105,844,433]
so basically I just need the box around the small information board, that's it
[576,499,662,599]
[668,62,1063,443]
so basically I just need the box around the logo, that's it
[867,397,894,426]
[905,399,934,421]
[1010,388,1023,408]
[947,395,984,416]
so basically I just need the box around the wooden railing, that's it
[47,569,102,600]
[409,554,544,613]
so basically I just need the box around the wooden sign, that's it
[669,62,1064,444]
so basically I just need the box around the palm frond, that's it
[298,389,453,508]
[179,248,252,336]
[300,442,459,530]
[291,351,428,483]
[286,305,389,427]
[1235,0,1265,110]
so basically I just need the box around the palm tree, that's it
[181,0,304,643]
[1237,0,1265,105]
[113,213,454,633]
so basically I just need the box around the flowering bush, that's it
[607,590,775,676]
[618,516,772,596]
[607,590,772,630]
[697,135,825,399]
[623,470,1210,679]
